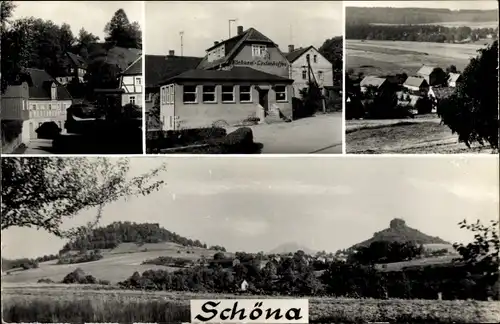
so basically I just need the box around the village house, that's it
[56,52,87,85]
[1,68,72,142]
[285,45,334,100]
[447,73,462,88]
[360,76,388,94]
[416,65,446,86]
[159,67,293,130]
[403,76,430,96]
[144,52,203,113]
[119,56,143,107]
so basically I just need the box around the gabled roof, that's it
[448,73,462,83]
[145,54,203,89]
[25,68,72,100]
[360,76,386,88]
[122,56,142,76]
[66,52,87,69]
[161,66,293,85]
[197,27,280,70]
[285,46,314,63]
[403,76,428,88]
[417,65,437,76]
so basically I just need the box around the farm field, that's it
[2,242,230,284]
[346,118,496,154]
[346,39,488,76]
[370,21,499,28]
[3,284,500,323]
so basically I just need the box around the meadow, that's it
[370,21,499,28]
[346,39,488,76]
[3,284,500,323]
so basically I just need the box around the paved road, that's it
[22,139,55,155]
[228,113,343,154]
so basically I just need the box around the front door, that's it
[258,89,269,112]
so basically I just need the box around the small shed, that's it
[240,279,249,291]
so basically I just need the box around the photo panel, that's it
[0,1,144,155]
[1,156,499,323]
[344,0,499,154]
[144,1,343,154]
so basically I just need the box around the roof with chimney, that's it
[197,27,282,70]
[122,56,142,76]
[285,46,314,63]
[160,66,294,85]
[24,68,72,100]
[145,54,203,89]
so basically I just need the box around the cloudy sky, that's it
[145,1,343,56]
[11,1,143,40]
[2,157,498,259]
[345,0,498,10]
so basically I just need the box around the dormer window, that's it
[51,83,57,100]
[252,45,267,58]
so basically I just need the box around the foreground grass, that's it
[3,286,500,323]
[346,121,495,154]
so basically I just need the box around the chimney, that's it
[288,44,294,52]
[237,26,243,35]
[168,50,175,56]
[214,41,219,46]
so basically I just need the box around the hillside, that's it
[352,218,449,249]
[346,7,499,25]
[269,242,316,255]
[60,221,210,253]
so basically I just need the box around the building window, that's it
[48,104,52,110]
[202,85,216,103]
[183,85,197,103]
[221,85,235,103]
[306,54,310,61]
[161,86,167,104]
[318,71,324,81]
[252,44,267,57]
[169,85,175,104]
[313,55,317,63]
[275,85,287,102]
[239,85,252,102]
[129,96,136,105]
[136,77,141,85]
[51,84,57,100]
[302,70,307,80]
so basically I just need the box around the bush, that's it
[146,127,227,153]
[37,278,54,284]
[200,127,255,154]
[57,250,103,265]
[35,121,61,139]
[415,96,433,114]
[1,120,22,144]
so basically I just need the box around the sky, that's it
[2,156,499,259]
[10,1,143,40]
[345,1,499,10]
[145,1,343,56]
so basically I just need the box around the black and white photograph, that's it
[344,0,499,154]
[2,156,499,323]
[144,1,343,154]
[0,1,143,154]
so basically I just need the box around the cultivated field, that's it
[346,40,488,76]
[370,21,499,28]
[3,284,500,323]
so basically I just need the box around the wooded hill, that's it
[351,218,449,249]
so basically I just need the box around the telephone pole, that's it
[228,19,237,38]
[179,31,184,56]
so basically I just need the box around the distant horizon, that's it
[344,1,498,11]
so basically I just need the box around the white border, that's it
[342,0,346,155]
[142,0,147,154]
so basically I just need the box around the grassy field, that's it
[2,242,231,284]
[3,284,500,323]
[370,21,499,28]
[346,40,488,76]
[346,118,496,154]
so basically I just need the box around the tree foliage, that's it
[438,41,499,149]
[104,9,141,49]
[1,158,167,238]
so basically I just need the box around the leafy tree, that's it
[1,157,167,238]
[438,41,498,149]
[453,219,499,266]
[75,27,100,59]
[84,57,121,91]
[104,9,141,49]
[446,65,458,74]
